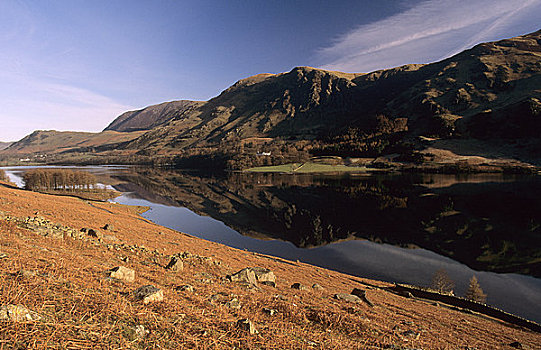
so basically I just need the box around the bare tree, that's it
[431,268,455,294]
[464,276,487,303]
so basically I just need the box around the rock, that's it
[0,252,7,259]
[175,284,194,292]
[509,341,524,349]
[237,318,258,334]
[81,228,103,239]
[312,283,324,291]
[225,298,241,309]
[102,224,114,231]
[165,257,184,271]
[250,267,276,287]
[16,269,38,278]
[134,285,164,304]
[0,305,41,322]
[334,293,362,303]
[351,288,374,307]
[134,325,149,339]
[262,307,277,316]
[291,283,309,291]
[228,268,258,286]
[107,266,135,283]
[401,330,420,340]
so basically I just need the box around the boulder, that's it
[81,228,103,239]
[351,288,374,307]
[107,266,135,283]
[165,257,184,271]
[291,283,309,291]
[228,268,258,286]
[334,293,362,303]
[134,285,164,304]
[225,298,241,309]
[250,267,276,287]
[237,318,258,334]
[175,284,194,292]
[312,283,324,291]
[0,305,41,322]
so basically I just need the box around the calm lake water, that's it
[3,166,541,323]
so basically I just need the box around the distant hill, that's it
[2,130,144,156]
[104,100,204,132]
[0,142,12,150]
[2,30,540,169]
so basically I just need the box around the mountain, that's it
[1,130,145,160]
[117,29,540,166]
[104,100,204,132]
[1,30,540,168]
[0,142,12,150]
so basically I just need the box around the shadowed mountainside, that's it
[104,100,204,132]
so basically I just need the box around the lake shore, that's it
[0,181,539,348]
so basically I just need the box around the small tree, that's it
[431,268,455,294]
[465,276,487,303]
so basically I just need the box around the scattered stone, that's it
[228,268,258,286]
[237,318,258,334]
[165,256,184,271]
[0,305,41,322]
[262,307,277,316]
[312,283,324,291]
[334,293,362,303]
[102,224,114,231]
[291,282,309,291]
[509,341,524,349]
[16,269,38,278]
[107,266,135,283]
[134,325,149,339]
[134,285,164,304]
[250,267,276,287]
[225,298,241,309]
[401,330,420,340]
[0,252,7,259]
[274,294,287,301]
[351,288,374,307]
[175,284,194,292]
[81,228,103,239]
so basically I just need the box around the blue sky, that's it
[1,0,540,141]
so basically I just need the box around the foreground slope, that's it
[0,182,539,348]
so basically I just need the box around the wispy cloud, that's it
[0,70,133,141]
[318,0,541,72]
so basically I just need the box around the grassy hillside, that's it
[0,182,539,348]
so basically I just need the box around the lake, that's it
[3,165,541,323]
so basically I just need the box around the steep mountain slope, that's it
[0,142,12,150]
[104,100,204,132]
[122,30,540,157]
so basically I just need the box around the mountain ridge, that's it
[2,29,540,169]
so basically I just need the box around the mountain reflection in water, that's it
[112,169,541,277]
[109,168,541,323]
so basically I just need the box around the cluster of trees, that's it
[23,169,99,192]
[431,268,487,303]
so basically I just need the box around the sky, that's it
[1,0,540,141]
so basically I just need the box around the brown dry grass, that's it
[0,182,539,349]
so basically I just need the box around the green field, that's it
[245,162,372,174]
